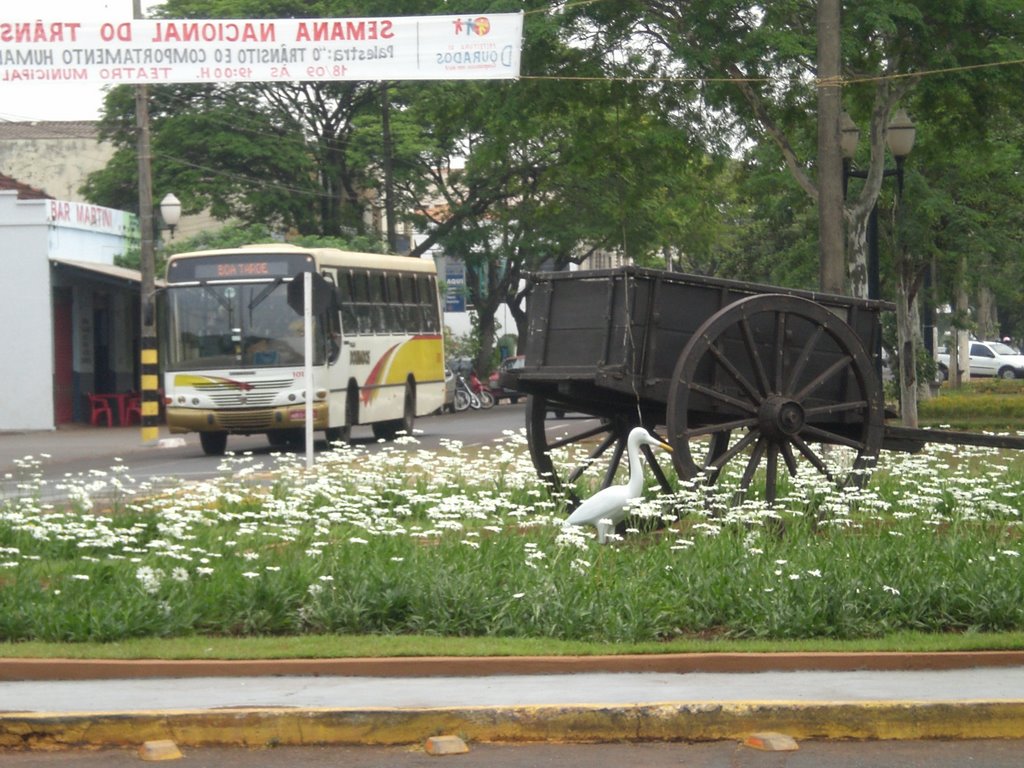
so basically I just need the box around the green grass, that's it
[4,428,1024,658]
[4,630,1024,660]
[920,379,1024,430]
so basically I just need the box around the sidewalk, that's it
[2,654,1024,748]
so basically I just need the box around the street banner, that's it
[0,13,523,86]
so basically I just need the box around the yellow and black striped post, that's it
[134,47,159,445]
[140,337,161,444]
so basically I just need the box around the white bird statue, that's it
[564,427,673,543]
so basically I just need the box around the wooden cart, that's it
[501,266,1024,505]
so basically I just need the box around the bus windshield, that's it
[165,280,326,370]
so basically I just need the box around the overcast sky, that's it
[1,1,161,122]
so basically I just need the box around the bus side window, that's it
[337,270,358,334]
[401,274,418,333]
[369,272,387,333]
[353,271,373,335]
[386,273,402,334]
[320,269,342,363]
[420,276,440,332]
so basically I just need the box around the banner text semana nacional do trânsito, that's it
[0,13,523,86]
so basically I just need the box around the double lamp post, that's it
[839,108,917,303]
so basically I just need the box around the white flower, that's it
[135,566,164,595]
[241,571,260,579]
[71,574,90,581]
[882,585,900,596]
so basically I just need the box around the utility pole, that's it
[816,0,845,295]
[134,0,160,444]
[381,81,397,253]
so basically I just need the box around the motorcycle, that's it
[453,372,495,411]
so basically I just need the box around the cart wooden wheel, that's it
[525,394,673,503]
[666,294,884,506]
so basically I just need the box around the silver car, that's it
[937,340,1024,380]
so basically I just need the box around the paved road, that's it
[6,741,1024,768]
[0,403,527,498]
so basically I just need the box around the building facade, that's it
[0,177,138,431]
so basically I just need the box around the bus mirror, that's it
[287,272,333,316]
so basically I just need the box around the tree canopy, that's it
[83,0,1024,376]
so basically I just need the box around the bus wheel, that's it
[200,431,228,456]
[267,429,290,448]
[326,387,358,445]
[373,383,415,440]
[324,424,351,445]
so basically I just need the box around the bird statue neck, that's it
[625,432,648,497]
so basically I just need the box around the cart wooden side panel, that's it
[517,267,889,417]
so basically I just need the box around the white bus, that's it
[161,244,446,455]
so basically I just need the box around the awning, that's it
[50,257,158,289]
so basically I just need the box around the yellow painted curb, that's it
[2,701,1024,750]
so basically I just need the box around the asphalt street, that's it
[6,741,1024,768]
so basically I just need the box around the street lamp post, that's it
[159,193,182,239]
[840,108,916,302]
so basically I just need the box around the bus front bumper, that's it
[166,403,329,434]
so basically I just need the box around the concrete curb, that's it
[4,654,1024,749]
[3,651,1024,680]
[3,701,1024,749]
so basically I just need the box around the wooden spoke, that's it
[739,436,767,490]
[790,434,835,480]
[774,311,787,393]
[739,315,772,397]
[784,324,825,395]
[683,415,759,439]
[793,354,854,403]
[566,429,620,485]
[765,442,780,504]
[690,382,759,414]
[707,342,762,406]
[708,430,759,472]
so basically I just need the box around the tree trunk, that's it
[895,270,918,427]
[817,0,845,295]
[976,285,997,341]
[846,210,870,299]
[951,259,971,386]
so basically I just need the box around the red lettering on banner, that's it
[152,21,276,43]
[0,21,81,43]
[294,20,393,42]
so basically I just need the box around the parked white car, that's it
[936,340,1024,380]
